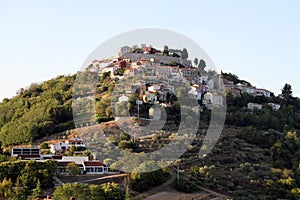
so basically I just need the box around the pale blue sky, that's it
[0,0,300,101]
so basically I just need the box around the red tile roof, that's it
[84,161,103,167]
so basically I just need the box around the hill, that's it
[1,68,300,198]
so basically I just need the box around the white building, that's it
[256,88,271,98]
[188,89,201,100]
[247,102,263,110]
[101,66,116,76]
[50,138,86,154]
[203,92,223,106]
[199,76,208,84]
[56,156,111,175]
[50,142,68,154]
[66,138,86,148]
[268,103,281,111]
[11,148,40,157]
[143,91,157,103]
[148,84,161,92]
[61,156,89,165]
[149,106,162,121]
[118,94,129,103]
[207,79,215,90]
[119,46,132,56]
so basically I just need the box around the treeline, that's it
[53,182,125,200]
[0,75,76,146]
[226,85,300,132]
[0,71,118,147]
[0,160,56,199]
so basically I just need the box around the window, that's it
[96,167,103,172]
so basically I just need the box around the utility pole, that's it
[177,164,180,182]
[138,103,140,118]
[136,100,143,118]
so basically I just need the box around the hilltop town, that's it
[0,44,299,200]
[84,44,278,112]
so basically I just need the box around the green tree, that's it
[53,183,105,200]
[194,58,198,67]
[101,182,125,200]
[130,161,170,192]
[30,179,42,200]
[11,177,26,200]
[182,48,188,59]
[66,162,80,176]
[120,132,131,141]
[281,83,293,102]
[163,45,169,56]
[69,144,76,156]
[40,142,49,149]
[0,177,12,198]
[198,59,206,71]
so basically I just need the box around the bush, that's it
[40,142,49,149]
[174,178,198,193]
[101,182,125,200]
[130,161,170,192]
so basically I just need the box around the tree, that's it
[194,58,198,67]
[0,177,12,198]
[120,132,131,141]
[40,142,49,149]
[69,144,76,156]
[281,83,293,101]
[11,177,26,200]
[198,59,206,71]
[30,179,42,200]
[182,48,188,59]
[66,162,80,176]
[130,161,170,192]
[163,45,169,56]
[53,183,105,200]
[101,182,125,200]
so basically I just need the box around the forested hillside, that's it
[0,75,75,146]
[0,71,116,147]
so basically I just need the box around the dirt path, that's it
[132,170,229,200]
[132,172,176,200]
[76,174,128,183]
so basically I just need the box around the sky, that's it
[0,0,300,101]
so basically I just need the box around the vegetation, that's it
[66,162,80,176]
[130,161,170,192]
[0,160,56,199]
[0,75,76,146]
[52,182,125,200]
[1,66,300,199]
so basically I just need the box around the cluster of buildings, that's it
[223,79,272,98]
[223,79,281,111]
[88,44,226,111]
[11,138,114,175]
[119,44,178,56]
[88,44,281,115]
[247,102,281,111]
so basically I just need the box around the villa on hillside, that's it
[56,156,112,175]
[11,148,114,175]
[50,138,86,154]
